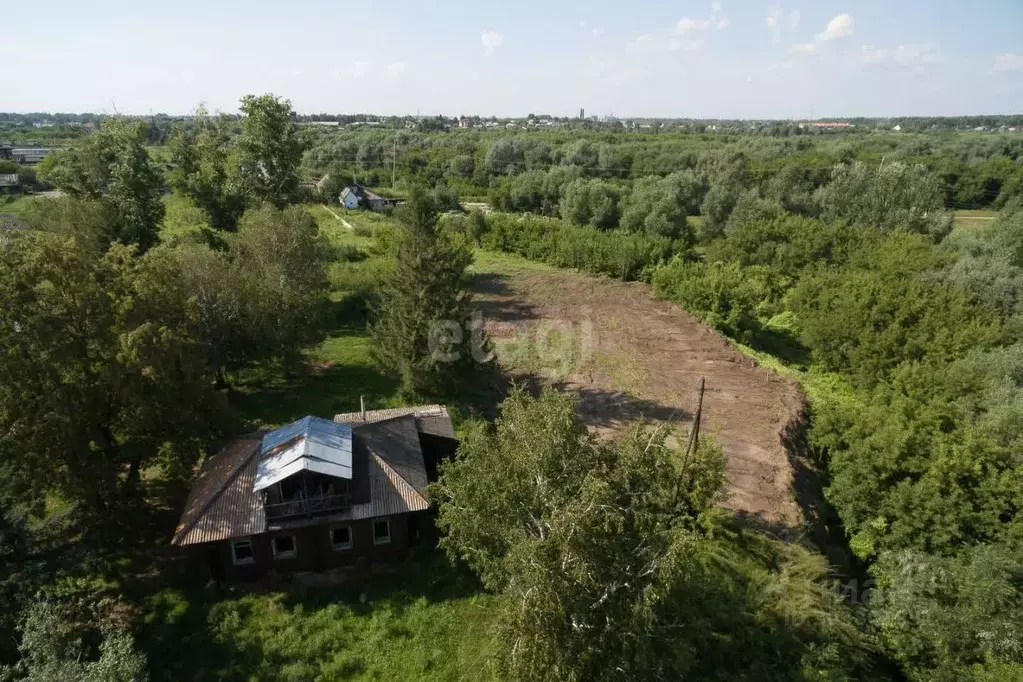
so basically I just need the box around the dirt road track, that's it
[473,261,806,529]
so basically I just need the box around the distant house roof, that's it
[172,407,452,546]
[340,184,401,205]
[253,416,354,492]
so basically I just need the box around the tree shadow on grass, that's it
[229,327,399,428]
[750,325,812,368]
[470,271,542,323]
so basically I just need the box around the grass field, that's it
[953,208,998,229]
[139,532,501,682]
[0,194,46,217]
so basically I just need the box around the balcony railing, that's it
[264,492,351,521]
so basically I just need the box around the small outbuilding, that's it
[339,184,403,212]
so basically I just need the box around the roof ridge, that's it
[171,441,261,545]
[369,449,428,508]
[351,412,419,430]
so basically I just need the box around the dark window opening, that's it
[331,526,352,550]
[273,535,297,559]
[373,520,390,545]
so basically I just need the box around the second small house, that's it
[339,184,402,212]
[172,405,455,581]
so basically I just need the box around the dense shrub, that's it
[706,214,866,281]
[620,173,699,240]
[558,178,622,229]
[482,213,678,281]
[814,161,953,239]
[651,259,771,341]
[788,232,1001,385]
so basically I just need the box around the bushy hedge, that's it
[481,212,679,281]
[651,259,771,342]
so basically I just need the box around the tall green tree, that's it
[3,580,148,682]
[235,94,305,208]
[39,119,164,251]
[228,205,332,375]
[168,108,246,231]
[0,232,227,540]
[432,388,871,681]
[371,186,476,396]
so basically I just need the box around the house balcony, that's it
[264,492,351,521]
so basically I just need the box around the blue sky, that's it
[5,0,1022,117]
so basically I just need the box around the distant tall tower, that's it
[579,108,585,120]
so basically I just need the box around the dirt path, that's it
[472,256,805,529]
[321,205,354,230]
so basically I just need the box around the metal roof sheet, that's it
[254,417,353,492]
[261,416,351,455]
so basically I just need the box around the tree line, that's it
[302,124,1023,210]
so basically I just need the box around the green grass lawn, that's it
[0,193,47,217]
[161,192,209,240]
[953,209,998,229]
[139,533,501,682]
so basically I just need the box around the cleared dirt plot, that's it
[471,251,806,530]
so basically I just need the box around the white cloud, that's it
[789,42,819,55]
[860,43,943,67]
[667,38,705,52]
[995,53,1023,72]
[789,10,800,29]
[816,14,854,41]
[786,12,854,59]
[635,33,654,44]
[711,1,722,11]
[716,17,729,29]
[386,61,406,78]
[592,27,606,37]
[677,17,711,33]
[765,7,781,44]
[349,60,370,79]
[579,19,588,28]
[481,29,503,56]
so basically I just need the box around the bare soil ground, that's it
[472,253,806,530]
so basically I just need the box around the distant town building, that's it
[810,122,853,129]
[579,108,585,119]
[457,116,470,129]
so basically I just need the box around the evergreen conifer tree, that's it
[371,186,478,396]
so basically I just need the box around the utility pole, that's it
[391,131,398,189]
[671,376,706,510]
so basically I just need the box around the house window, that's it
[373,520,391,545]
[331,526,352,550]
[272,535,297,560]
[231,539,254,565]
